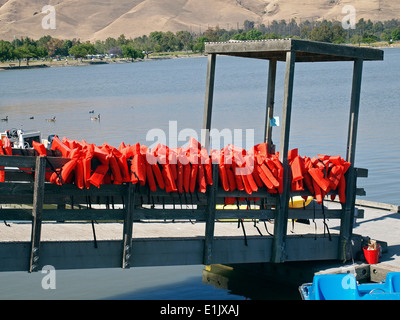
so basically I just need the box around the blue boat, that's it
[299,272,400,300]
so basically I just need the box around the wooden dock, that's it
[0,39,387,273]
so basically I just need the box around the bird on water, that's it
[46,116,56,122]
[91,114,100,121]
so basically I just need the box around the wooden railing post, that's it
[29,156,46,272]
[122,183,135,269]
[203,164,219,265]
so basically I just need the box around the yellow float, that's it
[288,196,313,209]
[216,196,313,222]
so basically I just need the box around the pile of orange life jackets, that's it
[28,136,350,204]
[38,136,213,194]
[287,148,350,204]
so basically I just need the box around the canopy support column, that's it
[202,53,217,151]
[264,59,277,154]
[271,51,296,263]
[339,58,364,261]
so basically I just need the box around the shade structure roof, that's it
[205,39,384,62]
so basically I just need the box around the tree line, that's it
[1,18,400,64]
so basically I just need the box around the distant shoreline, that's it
[1,42,398,71]
[0,52,205,71]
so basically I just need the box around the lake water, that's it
[0,48,399,300]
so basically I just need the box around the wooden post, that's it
[271,51,296,263]
[264,59,277,154]
[29,156,46,272]
[203,164,219,265]
[201,53,217,151]
[339,58,363,261]
[122,183,135,268]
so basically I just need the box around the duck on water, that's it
[91,114,100,121]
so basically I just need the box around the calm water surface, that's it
[0,49,398,300]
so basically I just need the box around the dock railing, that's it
[0,148,367,272]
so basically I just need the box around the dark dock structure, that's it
[0,39,384,273]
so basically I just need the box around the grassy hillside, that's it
[0,0,399,41]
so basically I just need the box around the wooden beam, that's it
[205,39,384,62]
[291,39,384,61]
[0,206,364,222]
[271,51,296,263]
[0,155,69,169]
[264,59,277,154]
[339,58,364,261]
[0,234,360,271]
[122,183,135,268]
[29,156,46,272]
[201,53,216,150]
[203,164,219,265]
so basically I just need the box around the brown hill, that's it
[0,0,399,41]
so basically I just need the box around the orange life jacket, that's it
[197,163,207,193]
[0,140,5,182]
[82,144,94,189]
[51,136,71,158]
[74,158,85,189]
[32,141,47,157]
[200,147,213,186]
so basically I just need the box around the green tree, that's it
[149,31,180,52]
[149,31,164,52]
[36,46,48,59]
[331,24,346,43]
[176,31,193,51]
[300,26,311,39]
[203,27,225,42]
[362,32,379,43]
[391,29,400,41]
[117,34,128,46]
[350,34,363,46]
[104,37,118,52]
[37,35,53,48]
[231,32,247,41]
[132,35,153,57]
[94,40,105,55]
[244,20,255,32]
[68,43,96,60]
[0,40,13,62]
[121,44,144,61]
[39,37,64,57]
[13,44,38,66]
[57,40,73,57]
[246,29,263,40]
[193,36,208,52]
[310,23,334,43]
[161,31,178,52]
